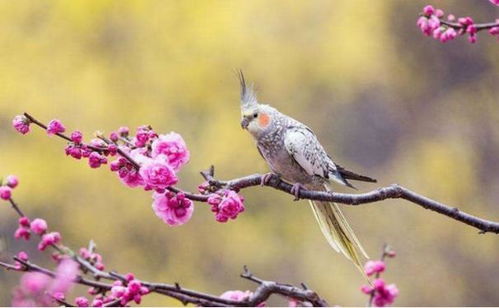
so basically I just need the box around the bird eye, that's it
[253,113,258,118]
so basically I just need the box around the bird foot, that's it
[260,173,277,186]
[290,183,306,201]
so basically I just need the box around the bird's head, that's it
[237,70,274,138]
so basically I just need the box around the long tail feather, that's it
[309,185,369,275]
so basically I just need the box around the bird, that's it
[237,71,377,273]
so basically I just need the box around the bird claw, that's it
[290,183,306,201]
[260,173,276,186]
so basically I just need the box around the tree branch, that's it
[1,258,323,307]
[241,266,329,307]
[201,168,499,234]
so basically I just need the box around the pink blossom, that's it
[124,273,134,281]
[107,144,118,156]
[14,227,30,240]
[109,131,119,142]
[467,24,477,35]
[432,27,442,40]
[151,133,190,170]
[118,126,129,137]
[111,286,127,298]
[46,119,65,135]
[65,144,83,159]
[79,247,92,259]
[95,262,105,270]
[427,16,440,32]
[288,298,300,307]
[0,186,12,200]
[139,155,178,190]
[364,260,386,276]
[52,291,65,302]
[361,279,399,307]
[88,152,108,168]
[417,17,430,35]
[417,15,440,36]
[50,258,79,294]
[134,126,151,147]
[19,216,30,227]
[92,299,104,307]
[468,33,477,44]
[152,192,194,226]
[71,131,83,144]
[209,190,245,223]
[30,218,48,235]
[118,167,144,188]
[20,272,51,295]
[458,17,473,27]
[422,5,434,16]
[372,279,399,307]
[5,175,19,189]
[14,251,29,269]
[14,268,80,307]
[490,0,499,6]
[75,296,89,307]
[198,181,211,194]
[110,158,123,172]
[490,27,499,36]
[12,115,31,135]
[38,232,61,251]
[18,251,29,261]
[439,27,457,42]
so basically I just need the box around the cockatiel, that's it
[238,71,377,273]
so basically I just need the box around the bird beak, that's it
[241,117,249,129]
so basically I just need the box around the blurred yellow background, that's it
[0,0,498,306]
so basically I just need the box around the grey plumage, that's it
[238,71,376,274]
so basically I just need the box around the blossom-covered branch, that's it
[13,113,499,234]
[417,3,499,43]
[0,183,329,306]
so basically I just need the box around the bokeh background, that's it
[0,0,498,306]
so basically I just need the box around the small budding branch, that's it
[417,3,499,43]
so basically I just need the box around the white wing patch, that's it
[284,128,327,178]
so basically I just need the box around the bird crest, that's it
[237,70,258,110]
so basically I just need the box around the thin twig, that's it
[8,198,24,217]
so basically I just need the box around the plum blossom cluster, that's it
[417,4,499,43]
[0,174,18,201]
[12,113,247,226]
[109,274,150,306]
[206,189,245,223]
[361,247,399,307]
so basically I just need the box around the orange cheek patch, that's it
[258,113,270,127]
